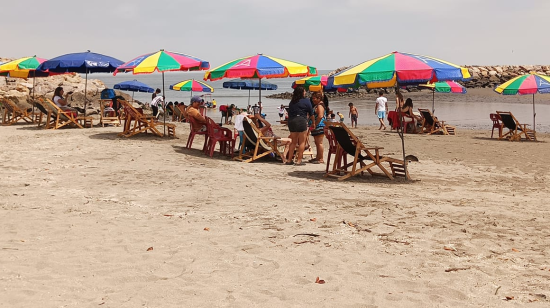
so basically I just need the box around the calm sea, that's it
[90,70,550,133]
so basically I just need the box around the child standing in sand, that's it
[375,90,387,130]
[348,103,358,128]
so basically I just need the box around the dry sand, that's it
[1,121,549,307]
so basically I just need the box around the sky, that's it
[1,0,549,70]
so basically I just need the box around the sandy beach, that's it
[0,119,549,308]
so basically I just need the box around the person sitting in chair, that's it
[52,87,84,114]
[252,113,292,163]
[186,96,207,131]
[400,98,422,133]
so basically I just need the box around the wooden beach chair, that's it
[99,99,121,127]
[34,98,54,128]
[496,111,536,141]
[324,126,347,173]
[171,104,184,122]
[418,108,456,135]
[1,98,34,125]
[205,117,235,158]
[238,117,285,163]
[42,98,84,129]
[118,99,175,138]
[324,121,409,181]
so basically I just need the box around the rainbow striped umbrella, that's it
[292,75,347,92]
[0,56,48,78]
[170,79,213,98]
[114,49,209,75]
[419,81,467,113]
[494,73,550,131]
[170,79,213,92]
[204,53,316,103]
[333,51,471,88]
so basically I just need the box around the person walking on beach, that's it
[277,104,286,121]
[286,86,313,166]
[150,92,164,119]
[348,103,358,128]
[375,90,387,130]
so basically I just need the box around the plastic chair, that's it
[490,113,502,139]
[186,116,209,151]
[205,117,235,158]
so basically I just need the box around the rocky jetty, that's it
[268,65,550,100]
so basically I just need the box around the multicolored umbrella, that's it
[114,50,209,75]
[114,49,210,135]
[204,53,316,103]
[494,73,550,131]
[170,79,213,93]
[0,56,48,78]
[292,75,346,92]
[333,51,471,88]
[419,81,467,113]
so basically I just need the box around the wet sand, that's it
[1,121,549,307]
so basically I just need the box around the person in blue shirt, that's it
[286,86,314,166]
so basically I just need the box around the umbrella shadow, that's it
[472,136,546,143]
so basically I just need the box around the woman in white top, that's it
[52,87,79,113]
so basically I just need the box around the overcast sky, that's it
[2,0,548,69]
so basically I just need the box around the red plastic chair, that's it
[205,117,235,158]
[186,116,208,151]
[490,113,502,138]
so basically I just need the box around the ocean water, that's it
[90,70,550,133]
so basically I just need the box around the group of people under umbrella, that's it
[2,50,547,176]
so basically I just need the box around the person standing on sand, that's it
[348,102,358,128]
[286,86,313,166]
[309,92,326,164]
[277,104,286,121]
[375,90,387,130]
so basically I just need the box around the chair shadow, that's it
[13,124,42,130]
[172,145,234,161]
[472,136,545,143]
[89,131,177,141]
[286,170,412,184]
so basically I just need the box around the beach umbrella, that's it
[0,56,67,114]
[419,81,467,113]
[114,49,210,135]
[292,75,346,93]
[37,51,124,116]
[222,78,278,106]
[333,51,471,179]
[169,79,214,99]
[204,53,317,103]
[114,80,154,102]
[494,73,550,131]
[333,51,471,88]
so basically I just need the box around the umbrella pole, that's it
[396,85,408,180]
[162,71,166,136]
[84,69,88,117]
[132,92,134,103]
[533,94,536,132]
[258,78,262,105]
[432,90,435,114]
[32,71,36,118]
[248,89,251,107]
